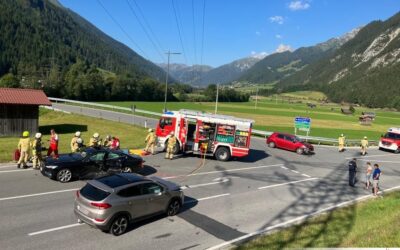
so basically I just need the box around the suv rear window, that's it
[80,184,110,201]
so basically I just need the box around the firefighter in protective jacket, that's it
[361,136,369,156]
[17,131,31,168]
[71,131,81,152]
[32,133,44,169]
[165,132,177,160]
[145,129,157,155]
[338,134,346,152]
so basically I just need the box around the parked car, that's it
[74,173,184,236]
[266,132,314,154]
[41,148,144,183]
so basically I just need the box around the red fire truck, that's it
[155,110,254,161]
[379,127,400,153]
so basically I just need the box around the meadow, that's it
[99,95,400,141]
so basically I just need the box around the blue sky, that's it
[59,0,400,67]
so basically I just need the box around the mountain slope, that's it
[194,56,262,86]
[239,28,360,84]
[279,12,400,108]
[0,0,167,82]
[158,63,213,85]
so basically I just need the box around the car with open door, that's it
[41,148,144,183]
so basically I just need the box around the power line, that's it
[191,0,198,83]
[171,0,188,65]
[96,0,149,58]
[199,0,206,84]
[125,0,166,62]
[132,0,166,57]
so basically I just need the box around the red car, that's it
[266,132,314,154]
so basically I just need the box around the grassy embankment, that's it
[237,191,400,249]
[0,109,147,163]
[99,91,400,140]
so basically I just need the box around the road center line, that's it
[28,223,83,236]
[0,169,33,174]
[302,174,311,178]
[280,166,288,170]
[181,179,231,190]
[291,170,300,174]
[207,185,400,250]
[163,164,283,179]
[184,193,231,204]
[257,178,319,190]
[0,188,79,201]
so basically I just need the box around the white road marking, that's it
[0,188,79,201]
[163,164,283,179]
[257,178,319,190]
[207,185,400,250]
[184,193,231,204]
[0,169,33,174]
[28,223,83,236]
[181,179,231,190]
[356,159,400,164]
[291,170,300,174]
[302,174,311,178]
[346,153,397,160]
[280,166,288,170]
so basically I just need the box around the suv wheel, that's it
[56,169,72,183]
[109,215,129,236]
[167,199,181,216]
[268,142,276,148]
[296,148,304,155]
[215,147,230,161]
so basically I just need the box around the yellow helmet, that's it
[364,136,367,139]
[22,131,29,137]
[93,133,100,138]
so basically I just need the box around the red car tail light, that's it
[76,190,80,198]
[94,218,105,222]
[90,202,112,209]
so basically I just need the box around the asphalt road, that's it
[1,105,399,250]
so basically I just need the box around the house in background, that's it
[0,88,52,136]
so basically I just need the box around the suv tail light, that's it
[90,202,112,209]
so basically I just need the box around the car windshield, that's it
[384,132,400,139]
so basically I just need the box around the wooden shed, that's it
[0,88,51,136]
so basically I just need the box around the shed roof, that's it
[0,88,52,106]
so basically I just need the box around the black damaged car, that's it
[41,148,144,183]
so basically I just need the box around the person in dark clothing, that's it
[348,158,357,187]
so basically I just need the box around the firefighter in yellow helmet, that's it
[145,129,157,155]
[338,134,346,152]
[165,131,177,160]
[103,135,112,148]
[31,133,44,170]
[361,136,369,156]
[17,131,31,168]
[71,131,82,152]
[89,133,102,148]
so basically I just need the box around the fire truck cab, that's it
[155,110,254,161]
[379,127,400,153]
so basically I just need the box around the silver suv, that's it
[74,173,184,236]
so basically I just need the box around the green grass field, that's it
[237,191,400,249]
[0,109,147,163]
[99,96,400,141]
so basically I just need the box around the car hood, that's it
[46,153,81,165]
[150,177,181,191]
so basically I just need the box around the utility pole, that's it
[215,83,219,114]
[255,86,259,109]
[163,50,181,113]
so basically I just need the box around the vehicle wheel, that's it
[268,142,276,148]
[56,169,72,183]
[166,199,181,216]
[172,142,180,155]
[109,215,129,236]
[215,147,230,161]
[395,148,400,154]
[296,148,304,155]
[122,166,132,173]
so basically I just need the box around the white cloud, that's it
[269,16,284,25]
[288,1,310,11]
[275,34,283,39]
[255,31,261,36]
[251,51,269,59]
[275,44,293,53]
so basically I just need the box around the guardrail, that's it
[48,97,162,117]
[49,97,377,146]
